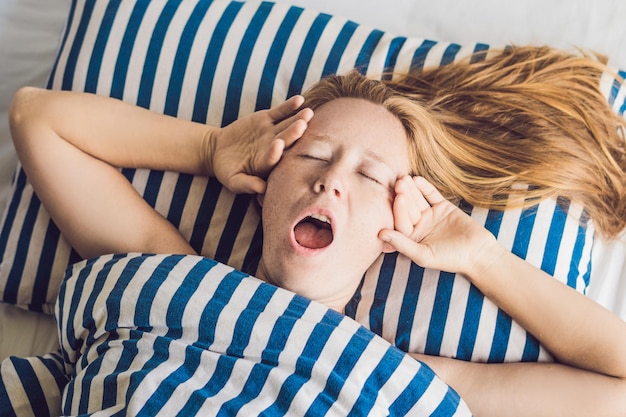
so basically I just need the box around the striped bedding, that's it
[1,0,625,414]
[1,253,471,416]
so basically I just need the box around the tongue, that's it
[294,221,333,249]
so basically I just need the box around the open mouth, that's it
[293,213,334,249]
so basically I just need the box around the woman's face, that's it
[258,98,411,312]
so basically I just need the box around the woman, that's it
[9,45,626,416]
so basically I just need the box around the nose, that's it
[313,166,344,198]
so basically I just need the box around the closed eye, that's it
[299,154,329,162]
[359,170,383,185]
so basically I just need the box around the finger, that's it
[395,175,422,230]
[255,139,285,176]
[277,117,309,148]
[409,176,432,213]
[274,107,313,136]
[393,193,416,235]
[227,173,267,195]
[379,229,431,267]
[414,176,446,205]
[267,95,305,121]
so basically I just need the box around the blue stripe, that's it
[383,36,407,75]
[140,262,246,415]
[188,178,223,254]
[455,283,484,360]
[221,1,274,126]
[387,366,434,415]
[305,327,374,416]
[163,257,217,340]
[101,331,145,409]
[134,255,186,331]
[394,262,424,352]
[440,43,462,66]
[40,352,70,390]
[214,287,281,414]
[484,208,503,238]
[618,70,626,116]
[410,39,437,72]
[163,0,213,116]
[424,272,455,355]
[0,170,28,279]
[488,310,512,362]
[79,255,131,351]
[123,335,176,412]
[166,173,194,228]
[214,195,254,264]
[511,205,538,259]
[84,0,122,93]
[430,386,463,416]
[347,345,402,416]
[470,43,490,63]
[11,358,51,416]
[191,1,243,124]
[354,29,384,73]
[110,1,150,99]
[30,221,63,311]
[521,332,541,362]
[321,20,358,77]
[262,309,341,414]
[368,252,398,335]
[4,195,43,304]
[138,344,205,416]
[136,1,182,109]
[567,217,589,289]
[241,222,263,275]
[227,283,276,357]
[56,259,93,367]
[103,256,151,334]
[255,6,304,110]
[287,13,332,97]
[141,170,165,207]
[608,73,621,107]
[62,0,96,90]
[77,346,109,413]
[541,198,568,276]
[46,0,78,89]
[196,267,249,348]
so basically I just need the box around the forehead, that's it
[300,98,410,172]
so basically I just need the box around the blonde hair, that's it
[299,46,626,239]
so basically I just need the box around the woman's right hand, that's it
[209,95,314,194]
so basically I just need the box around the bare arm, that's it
[381,175,626,416]
[9,87,311,258]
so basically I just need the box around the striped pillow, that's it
[53,253,470,416]
[0,0,623,362]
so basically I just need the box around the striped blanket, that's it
[41,253,469,416]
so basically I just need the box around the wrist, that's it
[463,233,507,286]
[201,126,219,178]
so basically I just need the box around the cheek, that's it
[355,192,395,235]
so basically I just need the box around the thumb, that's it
[379,229,430,266]
[226,173,267,195]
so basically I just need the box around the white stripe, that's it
[176,0,231,120]
[148,0,200,113]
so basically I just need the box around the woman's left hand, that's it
[379,176,500,276]
[209,95,314,194]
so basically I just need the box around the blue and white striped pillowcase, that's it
[54,253,471,416]
[0,0,619,354]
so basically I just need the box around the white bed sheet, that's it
[1,0,624,361]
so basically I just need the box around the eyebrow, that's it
[306,135,399,178]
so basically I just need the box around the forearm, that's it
[412,353,626,417]
[468,243,626,380]
[10,87,214,176]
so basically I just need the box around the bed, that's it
[0,0,624,415]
